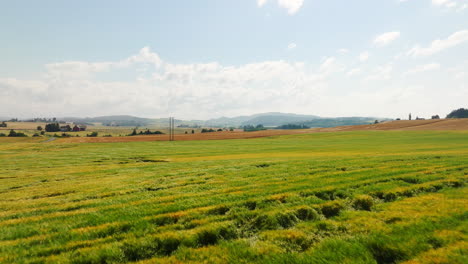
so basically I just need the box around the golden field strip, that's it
[0,130,467,263]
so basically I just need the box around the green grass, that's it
[0,131,467,263]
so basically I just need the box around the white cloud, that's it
[2,46,465,120]
[459,4,468,11]
[347,68,362,77]
[277,0,304,15]
[0,47,334,119]
[258,0,268,7]
[432,0,454,7]
[407,30,468,57]
[256,0,304,14]
[122,46,162,67]
[374,31,401,46]
[405,63,440,75]
[359,51,370,62]
[337,48,349,54]
[287,42,297,50]
[319,57,345,75]
[431,0,468,11]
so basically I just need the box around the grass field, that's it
[0,131,467,263]
[0,122,202,138]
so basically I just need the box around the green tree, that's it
[446,108,468,118]
[8,130,17,137]
[45,123,60,132]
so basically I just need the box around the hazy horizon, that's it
[1,0,467,120]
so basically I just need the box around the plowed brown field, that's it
[60,119,468,143]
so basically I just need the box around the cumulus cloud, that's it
[0,47,334,119]
[346,68,362,77]
[319,57,345,76]
[374,31,401,46]
[431,0,468,12]
[257,0,304,15]
[2,46,464,119]
[337,48,349,54]
[287,42,297,50]
[432,0,456,7]
[407,30,468,57]
[257,0,268,7]
[359,51,370,62]
[278,0,304,14]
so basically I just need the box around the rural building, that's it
[72,125,80,132]
[79,125,87,131]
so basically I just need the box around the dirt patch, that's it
[59,129,312,143]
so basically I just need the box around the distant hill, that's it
[63,115,153,126]
[203,113,385,128]
[294,117,383,128]
[48,113,389,129]
[205,113,320,127]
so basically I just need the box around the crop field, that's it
[0,131,467,263]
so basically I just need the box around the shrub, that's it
[0,133,5,137]
[87,132,99,137]
[352,195,374,211]
[8,130,27,137]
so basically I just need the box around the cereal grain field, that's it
[0,131,467,263]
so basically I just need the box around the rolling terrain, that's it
[0,130,467,263]
[55,119,468,143]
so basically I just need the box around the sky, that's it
[0,0,467,120]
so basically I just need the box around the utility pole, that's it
[169,117,175,141]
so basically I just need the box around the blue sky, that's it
[0,0,467,119]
